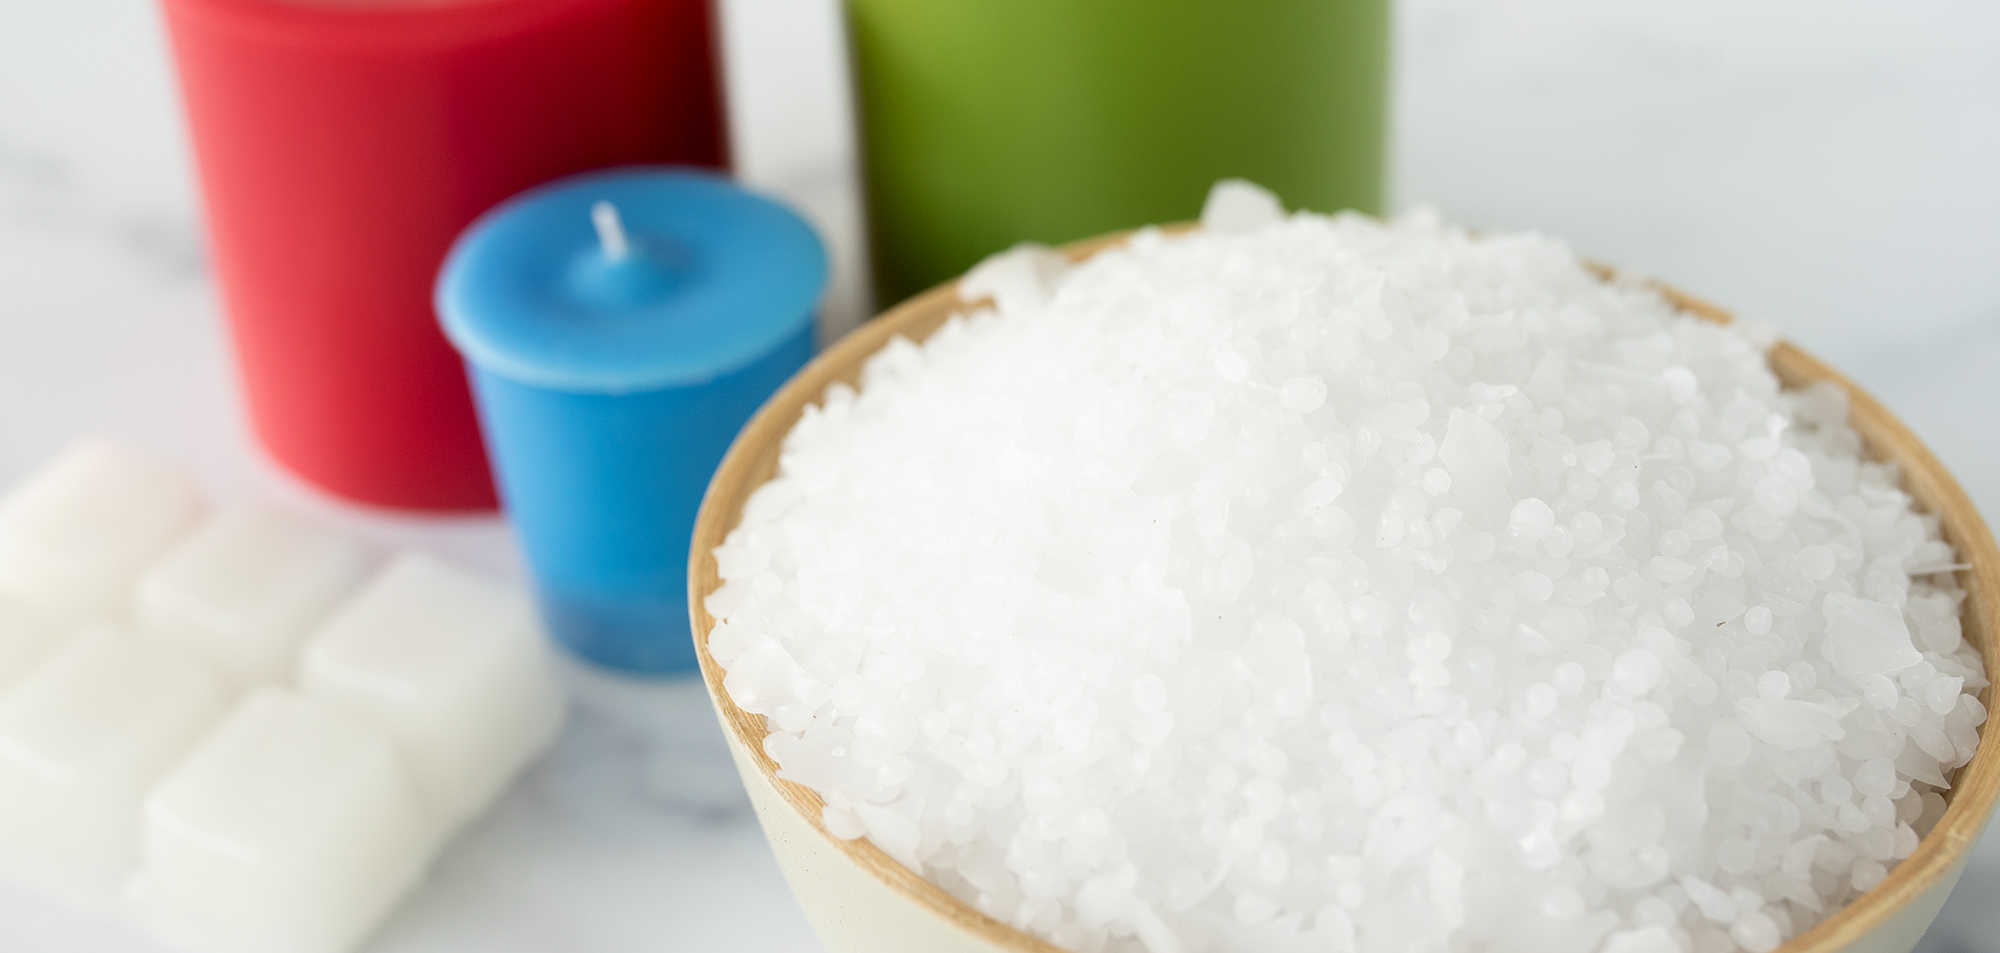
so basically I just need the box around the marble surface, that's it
[0,0,1998,950]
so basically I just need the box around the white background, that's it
[1,0,1998,950]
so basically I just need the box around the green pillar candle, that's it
[846,0,1392,304]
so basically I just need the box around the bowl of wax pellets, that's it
[691,183,2000,953]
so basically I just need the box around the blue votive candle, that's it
[436,167,824,673]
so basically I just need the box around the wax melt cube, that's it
[141,689,440,953]
[0,440,203,622]
[136,502,369,690]
[0,593,68,690]
[0,630,225,905]
[302,552,563,824]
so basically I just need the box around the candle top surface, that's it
[437,168,825,394]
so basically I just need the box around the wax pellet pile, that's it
[707,183,1987,953]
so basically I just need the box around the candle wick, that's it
[592,200,631,262]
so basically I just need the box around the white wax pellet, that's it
[136,502,370,690]
[1507,498,1556,542]
[0,629,225,904]
[960,243,1069,314]
[1602,924,1680,953]
[140,689,440,953]
[0,440,202,622]
[0,593,68,691]
[1199,178,1285,235]
[301,552,563,825]
[1613,648,1663,695]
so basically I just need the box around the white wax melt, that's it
[0,440,202,622]
[137,502,369,690]
[0,594,67,690]
[0,442,565,952]
[141,689,439,953]
[0,629,225,905]
[303,552,563,825]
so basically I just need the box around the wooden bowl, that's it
[691,228,2000,953]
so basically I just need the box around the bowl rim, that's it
[691,224,2000,953]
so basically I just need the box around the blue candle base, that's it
[540,589,694,674]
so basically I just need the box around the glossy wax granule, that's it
[708,182,1986,953]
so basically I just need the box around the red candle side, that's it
[161,0,724,511]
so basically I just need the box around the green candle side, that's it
[846,0,1392,304]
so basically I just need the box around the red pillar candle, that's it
[160,0,723,510]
